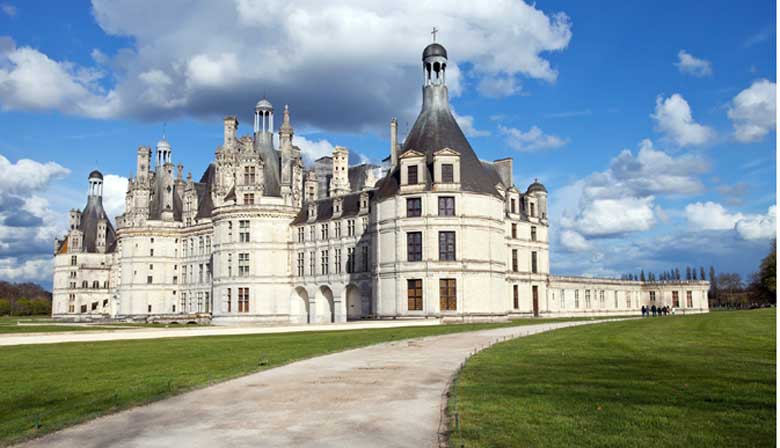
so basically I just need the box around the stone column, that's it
[333,289,347,323]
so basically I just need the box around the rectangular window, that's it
[513,284,519,309]
[147,275,153,284]
[335,249,342,274]
[297,252,304,276]
[173,275,178,284]
[71,255,77,266]
[227,253,232,277]
[407,232,422,261]
[441,163,454,183]
[199,264,204,283]
[407,197,422,217]
[150,248,154,257]
[309,251,315,275]
[686,291,693,308]
[243,193,255,205]
[335,221,342,238]
[346,247,355,273]
[599,290,605,308]
[181,292,186,313]
[309,226,315,241]
[614,291,619,309]
[530,202,535,217]
[407,165,419,184]
[510,199,516,214]
[362,246,369,272]
[561,289,566,309]
[238,253,249,277]
[243,165,256,185]
[511,223,517,239]
[440,279,457,311]
[626,291,632,309]
[407,279,423,311]
[531,226,537,241]
[347,220,355,236]
[238,287,249,313]
[650,291,656,302]
[239,220,250,243]
[512,249,518,272]
[438,196,455,216]
[575,290,580,308]
[298,227,305,242]
[439,231,456,261]
[321,250,329,275]
[321,223,329,240]
[585,289,591,308]
[227,288,232,313]
[531,251,538,273]
[673,291,680,308]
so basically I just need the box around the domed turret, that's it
[422,43,447,60]
[156,137,172,166]
[422,41,447,87]
[88,170,103,181]
[254,98,274,134]
[527,179,548,194]
[255,98,273,111]
[88,170,103,197]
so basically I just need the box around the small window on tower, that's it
[441,164,454,183]
[407,165,419,185]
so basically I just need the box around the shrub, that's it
[0,298,10,315]
[30,299,51,316]
[12,299,32,316]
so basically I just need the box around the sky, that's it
[0,0,776,289]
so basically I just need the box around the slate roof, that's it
[79,196,116,253]
[292,191,369,225]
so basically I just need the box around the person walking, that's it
[651,304,657,316]
[641,305,647,317]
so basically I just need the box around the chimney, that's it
[390,117,398,169]
[494,158,513,187]
[223,116,238,147]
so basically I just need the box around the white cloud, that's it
[559,229,590,252]
[727,79,776,143]
[102,174,128,221]
[477,76,521,98]
[295,136,335,165]
[0,257,52,282]
[0,154,70,194]
[563,196,656,237]
[452,110,490,137]
[499,125,567,152]
[0,3,16,17]
[675,50,712,77]
[0,1,573,132]
[735,206,776,240]
[652,94,715,147]
[685,201,743,230]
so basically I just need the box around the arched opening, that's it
[346,284,362,321]
[315,286,335,324]
[290,287,310,324]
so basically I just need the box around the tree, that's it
[709,266,717,302]
[0,299,10,315]
[747,241,777,304]
[12,298,32,316]
[675,268,681,280]
[30,299,51,316]
[686,266,692,280]
[700,266,706,281]
[640,270,646,281]
[692,269,698,280]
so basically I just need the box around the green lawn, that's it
[0,316,129,334]
[0,317,596,446]
[450,309,776,447]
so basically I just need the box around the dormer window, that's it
[510,198,516,214]
[407,165,419,185]
[530,202,535,217]
[432,148,460,189]
[441,164,454,183]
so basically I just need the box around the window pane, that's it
[406,198,421,217]
[439,231,456,260]
[438,197,455,216]
[441,164,454,183]
[407,279,422,311]
[407,232,422,261]
[408,165,418,184]
[439,279,457,311]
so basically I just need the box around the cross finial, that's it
[431,27,438,42]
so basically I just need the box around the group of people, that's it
[641,305,672,317]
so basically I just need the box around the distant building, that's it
[52,42,709,323]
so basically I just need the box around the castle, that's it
[52,42,709,323]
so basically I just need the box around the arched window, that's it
[81,280,88,288]
[93,280,100,289]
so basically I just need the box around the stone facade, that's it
[52,42,709,323]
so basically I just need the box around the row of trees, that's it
[0,281,53,316]
[621,266,712,282]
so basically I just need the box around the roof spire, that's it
[431,26,438,42]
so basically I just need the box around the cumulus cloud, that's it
[295,136,335,165]
[499,125,567,152]
[727,79,776,143]
[0,257,52,282]
[675,50,712,77]
[0,3,15,17]
[685,201,744,230]
[559,229,591,252]
[1,1,572,132]
[735,206,776,240]
[716,182,749,205]
[0,154,70,194]
[563,196,656,238]
[477,76,521,98]
[102,174,128,221]
[452,110,490,137]
[652,94,715,147]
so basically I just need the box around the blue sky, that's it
[0,0,775,288]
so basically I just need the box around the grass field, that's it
[450,309,776,447]
[0,316,204,333]
[0,316,597,446]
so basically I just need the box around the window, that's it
[243,165,256,184]
[650,291,656,302]
[239,220,250,242]
[173,275,178,284]
[614,291,619,309]
[297,252,305,276]
[310,226,316,241]
[227,253,232,277]
[238,287,249,313]
[441,163,454,183]
[585,289,591,308]
[227,288,232,313]
[297,227,304,242]
[227,222,233,241]
[147,276,153,284]
[80,304,87,313]
[440,279,457,311]
[408,279,423,311]
[530,202,535,217]
[686,291,693,308]
[335,249,342,274]
[438,196,455,216]
[309,251,315,275]
[512,249,518,272]
[510,199,516,214]
[599,290,605,308]
[531,226,537,241]
[626,292,632,309]
[172,304,176,313]
[181,293,186,313]
[346,247,355,273]
[561,289,566,309]
[92,280,99,289]
[511,223,517,239]
[347,220,355,236]
[407,165,419,184]
[321,223,329,240]
[321,250,329,275]
[335,222,342,238]
[672,291,680,308]
[238,253,249,277]
[199,237,204,255]
[575,290,580,308]
[70,282,76,289]
[513,285,519,309]
[407,232,422,261]
[439,231,456,261]
[71,255,77,266]
[206,237,211,253]
[243,193,255,205]
[147,304,152,313]
[362,246,369,272]
[150,248,154,257]
[199,264,204,283]
[531,251,538,273]
[406,198,422,217]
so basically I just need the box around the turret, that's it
[136,146,151,183]
[223,116,238,148]
[96,215,107,253]
[279,105,294,200]
[329,146,350,197]
[304,170,318,203]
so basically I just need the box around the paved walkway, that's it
[17,319,618,448]
[0,319,441,347]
